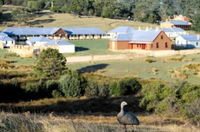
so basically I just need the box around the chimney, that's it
[197,34,200,40]
[155,27,160,31]
[145,26,149,31]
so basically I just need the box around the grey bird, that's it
[117,101,139,132]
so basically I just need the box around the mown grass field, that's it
[68,53,200,84]
[65,39,119,56]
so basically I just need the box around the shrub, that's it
[109,78,141,97]
[145,58,156,63]
[58,71,86,97]
[85,81,109,97]
[25,80,59,99]
[34,48,67,79]
[185,98,200,126]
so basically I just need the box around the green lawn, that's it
[68,53,200,84]
[0,49,35,66]
[64,39,119,56]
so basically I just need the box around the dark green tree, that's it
[34,48,67,78]
[192,14,200,32]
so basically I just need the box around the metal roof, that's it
[112,30,161,43]
[108,26,135,34]
[27,37,74,46]
[112,34,133,41]
[180,34,200,41]
[27,37,51,43]
[161,27,185,32]
[169,20,191,25]
[0,36,14,41]
[63,27,106,35]
[0,32,8,36]
[3,27,60,36]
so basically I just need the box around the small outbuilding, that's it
[160,20,192,30]
[175,34,200,49]
[0,36,15,48]
[26,37,75,53]
[161,27,187,40]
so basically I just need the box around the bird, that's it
[117,101,139,132]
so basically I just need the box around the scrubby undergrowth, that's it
[0,113,199,132]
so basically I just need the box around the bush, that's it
[185,98,200,126]
[109,78,141,97]
[34,48,67,79]
[58,71,86,97]
[25,80,59,99]
[85,81,109,97]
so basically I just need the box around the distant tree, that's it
[27,1,45,12]
[11,8,31,24]
[34,48,67,78]
[192,14,200,32]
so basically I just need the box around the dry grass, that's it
[0,112,199,132]
[1,9,158,31]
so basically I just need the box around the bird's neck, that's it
[120,106,125,114]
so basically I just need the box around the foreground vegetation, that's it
[1,112,199,132]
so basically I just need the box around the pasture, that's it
[68,53,200,84]
[28,11,158,31]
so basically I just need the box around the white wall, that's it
[0,40,15,47]
[58,45,75,53]
[175,36,200,48]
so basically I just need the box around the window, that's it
[196,42,199,46]
[165,42,168,48]
[161,35,163,39]
[156,43,159,48]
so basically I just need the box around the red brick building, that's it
[109,30,172,50]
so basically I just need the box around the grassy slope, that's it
[68,53,200,84]
[27,10,158,31]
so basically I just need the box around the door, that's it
[129,44,134,49]
[141,44,146,49]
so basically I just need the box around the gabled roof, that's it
[63,27,106,35]
[130,30,161,43]
[168,20,191,25]
[180,34,200,41]
[3,27,61,36]
[108,26,135,34]
[0,32,8,36]
[161,27,185,32]
[27,37,74,46]
[112,30,162,43]
[112,34,133,41]
[0,36,14,41]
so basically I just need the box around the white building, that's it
[161,27,187,40]
[0,36,15,48]
[107,26,135,39]
[175,34,200,48]
[26,37,75,53]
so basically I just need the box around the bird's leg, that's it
[124,125,127,132]
[132,125,135,132]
